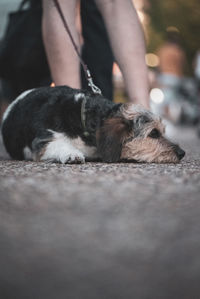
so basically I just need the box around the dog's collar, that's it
[81,97,90,137]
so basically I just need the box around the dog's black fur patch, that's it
[2,86,122,161]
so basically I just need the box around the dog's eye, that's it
[148,128,161,139]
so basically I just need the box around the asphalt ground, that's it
[0,125,200,299]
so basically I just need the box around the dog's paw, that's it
[38,150,85,164]
[62,151,85,164]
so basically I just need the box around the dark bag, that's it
[0,0,50,89]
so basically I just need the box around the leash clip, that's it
[86,70,102,95]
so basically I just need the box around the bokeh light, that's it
[150,88,164,104]
[166,26,180,33]
[145,53,160,67]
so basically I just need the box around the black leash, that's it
[53,0,102,95]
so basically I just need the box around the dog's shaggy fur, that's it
[1,85,185,163]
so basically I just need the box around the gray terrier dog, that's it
[2,86,185,163]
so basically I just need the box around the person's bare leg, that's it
[95,0,149,108]
[42,0,80,88]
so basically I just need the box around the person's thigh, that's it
[42,0,78,18]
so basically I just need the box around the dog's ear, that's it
[96,117,132,162]
[133,114,150,136]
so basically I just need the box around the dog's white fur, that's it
[2,89,35,123]
[74,93,85,102]
[23,146,33,160]
[37,130,97,163]
[23,130,97,163]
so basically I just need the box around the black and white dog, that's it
[1,86,185,163]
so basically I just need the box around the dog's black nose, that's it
[174,145,185,160]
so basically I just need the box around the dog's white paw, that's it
[38,132,86,164]
[61,151,85,164]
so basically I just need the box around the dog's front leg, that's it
[32,130,85,164]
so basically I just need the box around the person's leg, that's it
[42,0,81,88]
[95,0,149,108]
[81,0,114,101]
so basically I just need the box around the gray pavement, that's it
[0,126,200,299]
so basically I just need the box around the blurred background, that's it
[115,0,200,127]
[0,0,200,127]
